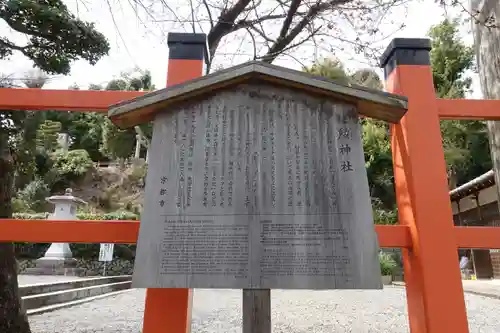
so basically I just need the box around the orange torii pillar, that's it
[142,32,208,333]
[381,39,469,332]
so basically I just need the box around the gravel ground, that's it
[28,287,500,333]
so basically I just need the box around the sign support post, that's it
[243,289,271,333]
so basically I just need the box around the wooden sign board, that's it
[132,83,382,290]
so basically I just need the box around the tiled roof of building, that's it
[449,170,495,201]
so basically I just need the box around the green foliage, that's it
[100,119,137,159]
[14,242,50,259]
[12,212,49,220]
[350,69,383,90]
[0,0,110,75]
[76,211,139,221]
[69,243,136,261]
[88,83,103,91]
[428,19,491,187]
[12,110,46,190]
[98,69,154,160]
[52,149,93,182]
[36,120,62,151]
[428,19,474,99]
[379,252,397,276]
[14,179,50,213]
[45,111,108,162]
[303,58,350,83]
[373,200,398,225]
[14,241,136,260]
[13,211,139,221]
[362,119,394,207]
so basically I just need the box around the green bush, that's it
[53,149,94,182]
[14,179,51,213]
[13,211,139,221]
[13,212,50,220]
[12,198,29,213]
[372,198,397,225]
[13,212,138,259]
[379,252,397,276]
[373,207,398,225]
[14,242,51,259]
[76,211,139,221]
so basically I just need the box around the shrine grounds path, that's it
[28,287,500,333]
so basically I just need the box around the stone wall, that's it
[486,219,500,279]
[490,252,500,278]
[18,259,134,276]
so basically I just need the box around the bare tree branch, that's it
[278,0,302,40]
[207,0,252,57]
[188,0,197,32]
[245,27,258,60]
[262,0,351,63]
[202,0,215,28]
[249,25,275,43]
[233,14,290,31]
[122,0,411,72]
[261,24,323,62]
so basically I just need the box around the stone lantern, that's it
[26,188,87,276]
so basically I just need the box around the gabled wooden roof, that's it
[108,61,408,129]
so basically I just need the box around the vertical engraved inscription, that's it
[244,109,252,209]
[133,83,381,290]
[228,106,236,207]
[285,108,294,209]
[220,105,227,207]
[186,108,196,207]
[269,105,277,209]
[177,113,186,209]
[202,105,212,208]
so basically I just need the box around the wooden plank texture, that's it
[132,83,381,289]
[243,289,271,333]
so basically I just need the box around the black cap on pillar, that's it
[379,38,432,79]
[167,32,210,64]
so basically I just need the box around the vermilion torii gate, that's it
[1,33,500,333]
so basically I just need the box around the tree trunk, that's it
[0,137,31,333]
[471,0,500,211]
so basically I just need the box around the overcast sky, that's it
[0,0,480,97]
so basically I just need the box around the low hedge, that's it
[12,212,138,260]
[13,211,139,221]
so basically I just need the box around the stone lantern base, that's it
[24,189,87,277]
[25,257,85,276]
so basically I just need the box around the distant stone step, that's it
[22,275,132,315]
[23,267,86,277]
[26,289,132,316]
[20,275,131,297]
